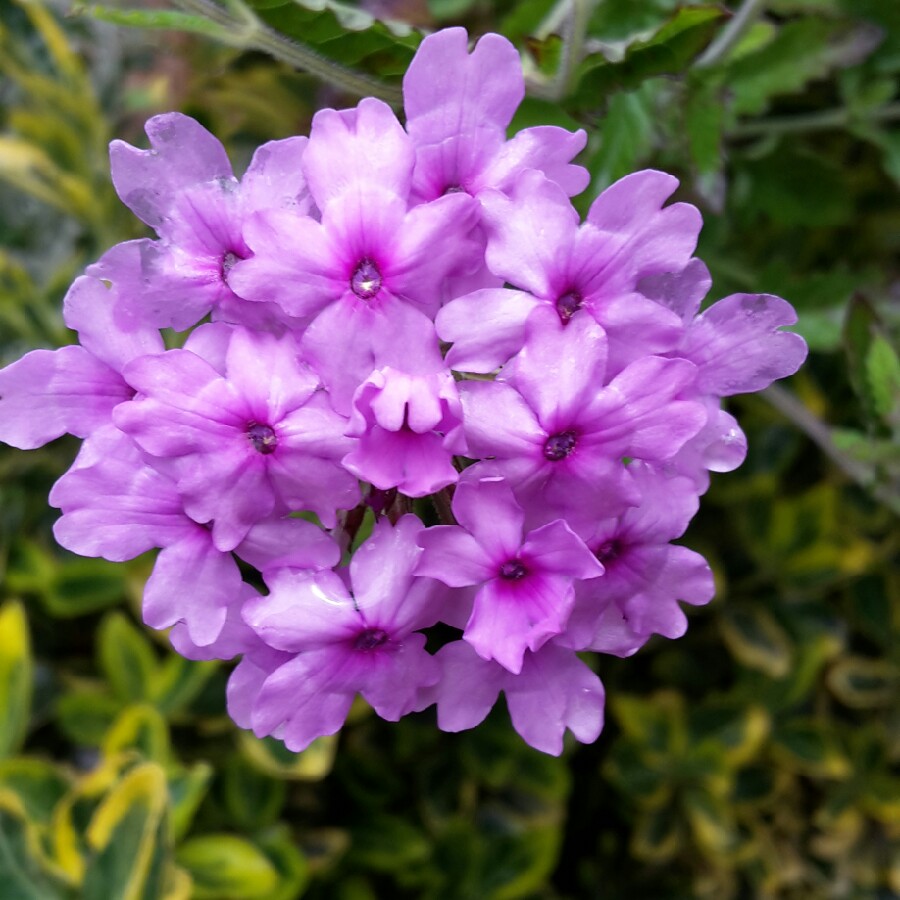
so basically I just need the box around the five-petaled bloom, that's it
[0,27,808,755]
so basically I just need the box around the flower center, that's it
[499,559,527,581]
[246,422,277,455]
[555,290,583,323]
[354,627,390,651]
[543,430,577,461]
[220,250,244,282]
[443,184,465,195]
[351,258,382,300]
[595,540,622,563]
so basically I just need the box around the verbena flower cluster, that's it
[0,28,807,755]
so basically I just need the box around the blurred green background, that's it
[0,0,898,896]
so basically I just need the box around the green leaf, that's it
[102,705,171,764]
[588,82,657,190]
[683,787,739,856]
[826,657,899,708]
[631,803,681,862]
[0,789,74,900]
[348,814,431,873]
[167,763,213,842]
[150,655,218,717]
[222,756,286,831]
[843,294,894,427]
[73,5,234,41]
[684,72,725,175]
[238,732,337,781]
[426,0,478,21]
[82,763,172,900]
[772,720,850,777]
[0,600,33,758]
[97,613,158,704]
[254,826,310,900]
[727,17,880,116]
[719,604,793,678]
[865,334,900,424]
[176,834,280,899]
[573,6,725,105]
[6,544,126,618]
[56,691,123,747]
[0,758,71,824]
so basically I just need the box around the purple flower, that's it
[229,98,479,409]
[561,462,715,651]
[107,113,310,331]
[0,269,162,449]
[237,516,445,751]
[438,169,698,375]
[343,366,465,497]
[403,28,588,203]
[459,309,707,521]
[416,477,603,674]
[421,640,605,756]
[114,326,359,549]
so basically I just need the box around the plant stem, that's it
[695,0,767,68]
[762,384,899,513]
[174,0,403,104]
[729,102,900,139]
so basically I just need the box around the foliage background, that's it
[0,0,898,896]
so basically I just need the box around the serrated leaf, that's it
[719,604,793,678]
[97,613,158,704]
[573,6,725,104]
[0,600,32,758]
[176,834,280,899]
[728,18,881,116]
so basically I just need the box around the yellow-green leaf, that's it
[83,763,171,900]
[175,834,280,900]
[720,604,793,678]
[0,600,33,757]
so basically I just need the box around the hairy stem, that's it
[174,0,403,104]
